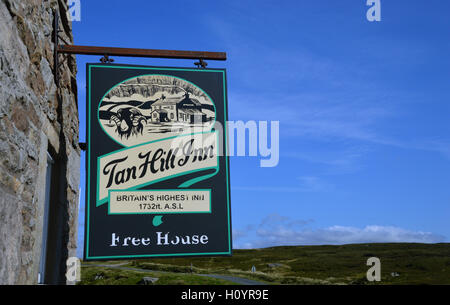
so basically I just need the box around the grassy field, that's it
[79,266,237,285]
[80,243,450,285]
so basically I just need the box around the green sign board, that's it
[84,64,231,260]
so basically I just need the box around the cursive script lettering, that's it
[102,138,215,191]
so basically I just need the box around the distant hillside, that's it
[97,99,214,122]
[80,243,450,285]
[105,75,209,100]
[98,100,156,121]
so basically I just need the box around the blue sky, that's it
[73,0,450,256]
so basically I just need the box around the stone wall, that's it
[0,0,80,284]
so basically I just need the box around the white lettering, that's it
[131,237,141,246]
[258,121,279,167]
[157,232,169,245]
[67,0,81,22]
[366,0,381,22]
[110,233,119,246]
[65,257,81,282]
[366,257,381,281]
[200,235,209,244]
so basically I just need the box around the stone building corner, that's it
[0,0,80,284]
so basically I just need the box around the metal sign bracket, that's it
[53,9,225,73]
[52,8,226,151]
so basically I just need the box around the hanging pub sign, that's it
[84,63,231,260]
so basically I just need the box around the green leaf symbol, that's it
[152,215,163,227]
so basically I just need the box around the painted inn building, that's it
[150,92,206,124]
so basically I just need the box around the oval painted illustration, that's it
[98,74,216,147]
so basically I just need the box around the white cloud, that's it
[232,228,247,240]
[233,214,446,249]
[209,8,450,162]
